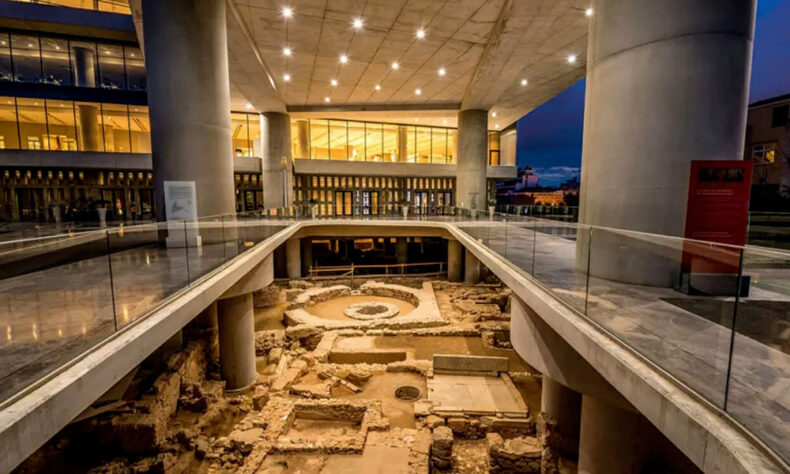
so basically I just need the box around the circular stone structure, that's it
[344,301,400,320]
[394,385,422,401]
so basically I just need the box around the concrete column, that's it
[142,0,235,219]
[293,119,310,158]
[447,239,462,281]
[456,109,488,210]
[464,248,480,284]
[301,238,313,276]
[217,293,256,390]
[262,112,293,208]
[578,395,653,474]
[397,126,409,162]
[71,46,102,152]
[195,301,218,329]
[542,377,582,456]
[577,0,756,286]
[286,238,301,278]
[72,46,96,87]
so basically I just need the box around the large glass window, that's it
[12,34,42,83]
[41,37,71,86]
[102,103,131,153]
[382,124,398,162]
[488,131,501,165]
[447,130,457,164]
[0,97,20,149]
[248,113,260,156]
[365,122,383,162]
[124,46,145,90]
[231,113,251,156]
[347,121,365,161]
[329,120,347,160]
[0,33,13,82]
[7,0,131,15]
[98,44,126,89]
[405,126,416,162]
[44,99,77,150]
[310,119,329,159]
[129,105,150,153]
[17,98,47,149]
[431,128,447,164]
[416,127,431,163]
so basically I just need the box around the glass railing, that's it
[453,209,790,465]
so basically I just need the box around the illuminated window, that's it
[17,98,47,150]
[102,103,131,153]
[44,100,77,151]
[41,37,71,86]
[231,113,251,157]
[310,119,329,159]
[382,124,398,162]
[329,120,347,160]
[98,44,126,89]
[752,144,776,164]
[0,97,20,149]
[347,121,365,161]
[129,106,151,153]
[416,127,431,163]
[365,122,383,162]
[12,34,42,83]
[431,128,447,164]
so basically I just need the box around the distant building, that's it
[495,168,579,207]
[744,94,790,210]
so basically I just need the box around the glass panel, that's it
[291,118,309,158]
[365,122,382,162]
[11,34,42,83]
[97,43,125,89]
[124,46,145,90]
[249,113,260,156]
[102,103,131,153]
[17,98,47,150]
[447,129,457,164]
[416,127,431,163]
[382,123,398,162]
[0,97,19,149]
[97,0,132,14]
[406,126,416,162]
[44,99,77,150]
[431,128,447,164]
[129,105,150,153]
[310,119,328,159]
[231,113,250,156]
[329,120,347,160]
[347,121,365,161]
[41,37,71,86]
[0,33,11,82]
[74,101,104,151]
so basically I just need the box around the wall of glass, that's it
[0,31,144,90]
[7,0,130,14]
[291,118,458,164]
[231,112,260,157]
[291,118,503,165]
[0,96,150,153]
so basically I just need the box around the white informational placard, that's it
[163,181,199,246]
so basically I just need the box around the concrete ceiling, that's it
[228,0,590,128]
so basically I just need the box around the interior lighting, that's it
[331,79,338,86]
[283,47,292,56]
[521,78,527,86]
[491,111,497,117]
[374,84,381,91]
[585,8,594,16]
[391,62,399,70]
[416,28,425,39]
[324,96,331,103]
[283,73,291,82]
[246,103,253,110]
[352,18,364,29]
[567,54,577,64]
[438,67,446,76]
[415,88,422,95]
[282,6,293,18]
[339,54,348,64]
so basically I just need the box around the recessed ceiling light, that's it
[324,96,330,103]
[521,78,528,86]
[442,120,448,125]
[585,8,594,16]
[282,6,293,18]
[567,54,577,64]
[130,52,135,57]
[438,67,446,76]
[414,118,419,122]
[352,17,364,29]
[415,88,422,95]
[283,73,291,82]
[491,111,497,117]
[495,124,500,129]
[339,54,348,64]
[331,79,338,86]
[374,84,381,91]
[391,62,399,70]
[283,47,292,56]
[416,28,425,39]
[246,103,253,110]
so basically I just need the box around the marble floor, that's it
[0,222,286,404]
[455,220,790,463]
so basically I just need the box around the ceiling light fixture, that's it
[438,67,446,76]
[352,17,364,29]
[283,47,292,56]
[331,79,338,86]
[282,6,293,18]
[416,28,425,39]
[391,62,399,70]
[585,8,594,16]
[283,73,291,82]
[567,54,577,64]
[246,103,253,110]
[324,96,330,103]
[414,118,419,122]
[374,84,381,91]
[491,111,497,117]
[495,124,500,129]
[415,88,422,95]
[521,78,528,86]
[443,120,448,125]
[339,54,348,64]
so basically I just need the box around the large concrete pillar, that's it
[577,0,756,286]
[301,238,313,276]
[142,0,235,219]
[542,376,582,456]
[195,301,218,329]
[456,109,488,210]
[286,238,301,278]
[464,248,480,284]
[217,293,256,390]
[72,46,101,151]
[262,112,293,208]
[447,239,462,281]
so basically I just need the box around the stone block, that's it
[488,435,541,473]
[431,426,453,470]
[433,354,508,374]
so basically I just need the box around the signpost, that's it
[163,181,199,248]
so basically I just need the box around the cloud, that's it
[531,166,580,187]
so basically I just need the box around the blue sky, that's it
[516,0,790,186]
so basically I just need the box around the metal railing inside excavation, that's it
[306,261,446,283]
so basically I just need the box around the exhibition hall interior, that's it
[0,1,788,473]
